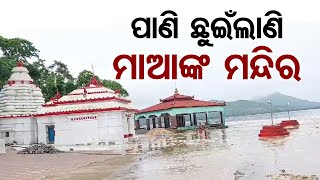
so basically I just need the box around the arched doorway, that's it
[160,113,171,128]
[148,115,158,129]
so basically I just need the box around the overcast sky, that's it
[0,0,319,109]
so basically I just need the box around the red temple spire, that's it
[86,76,103,87]
[17,60,24,67]
[54,91,61,100]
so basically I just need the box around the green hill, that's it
[212,92,320,117]
[255,92,320,110]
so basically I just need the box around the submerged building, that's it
[135,89,227,131]
[0,62,136,145]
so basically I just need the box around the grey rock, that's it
[17,143,63,154]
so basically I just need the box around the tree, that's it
[31,59,49,86]
[0,35,129,100]
[76,70,95,87]
[0,36,40,89]
[48,60,73,81]
[0,36,39,59]
[0,58,16,88]
[102,79,129,97]
[40,61,76,101]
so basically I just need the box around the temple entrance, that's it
[160,113,171,128]
[152,118,156,129]
[47,125,55,144]
[164,117,170,128]
[176,115,185,127]
[176,114,193,127]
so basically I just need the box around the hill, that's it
[255,92,320,110]
[214,92,320,117]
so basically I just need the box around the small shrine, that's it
[135,88,227,132]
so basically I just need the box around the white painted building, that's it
[0,62,136,146]
[36,77,136,145]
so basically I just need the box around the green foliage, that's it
[0,58,16,88]
[48,60,74,81]
[76,70,95,87]
[76,70,129,97]
[0,35,129,101]
[31,59,49,86]
[102,79,129,97]
[0,36,39,59]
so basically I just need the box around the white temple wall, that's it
[121,112,135,137]
[37,111,136,145]
[0,117,36,145]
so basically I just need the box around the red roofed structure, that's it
[135,88,227,131]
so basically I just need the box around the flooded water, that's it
[111,109,320,180]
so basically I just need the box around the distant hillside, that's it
[255,92,320,110]
[212,92,320,117]
[224,100,271,117]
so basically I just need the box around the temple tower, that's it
[0,61,44,116]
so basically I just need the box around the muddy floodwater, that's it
[110,109,320,180]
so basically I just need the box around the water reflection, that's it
[221,129,227,143]
[259,136,289,147]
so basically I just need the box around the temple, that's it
[0,61,137,145]
[36,76,137,145]
[135,88,227,132]
[0,61,45,144]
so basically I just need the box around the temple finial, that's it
[86,76,103,87]
[17,60,23,67]
[174,81,179,95]
[174,88,179,95]
[54,90,61,100]
[91,64,95,75]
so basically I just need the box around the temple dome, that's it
[8,61,33,82]
[0,61,45,117]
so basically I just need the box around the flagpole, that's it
[268,100,273,125]
[54,76,58,93]
[287,102,291,120]
[91,64,95,75]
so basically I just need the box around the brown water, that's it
[111,109,320,180]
